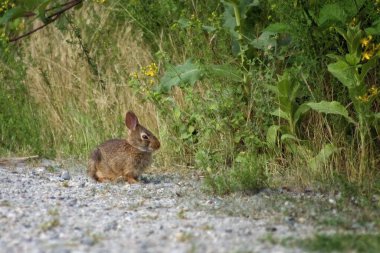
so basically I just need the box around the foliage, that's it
[295,233,380,253]
[1,0,380,195]
[0,0,85,43]
[0,50,50,156]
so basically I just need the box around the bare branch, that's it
[9,0,84,42]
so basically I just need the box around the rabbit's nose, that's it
[151,140,160,150]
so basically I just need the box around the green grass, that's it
[295,233,380,253]
[203,153,268,195]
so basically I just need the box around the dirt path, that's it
[0,160,335,253]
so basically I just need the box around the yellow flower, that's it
[143,63,158,77]
[362,50,374,61]
[357,95,369,102]
[360,36,372,48]
[369,86,379,96]
[130,71,138,79]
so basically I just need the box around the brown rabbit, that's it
[88,111,160,183]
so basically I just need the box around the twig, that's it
[0,155,39,164]
[9,0,83,42]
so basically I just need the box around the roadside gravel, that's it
[0,160,318,253]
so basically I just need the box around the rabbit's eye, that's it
[141,133,149,140]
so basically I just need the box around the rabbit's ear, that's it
[125,111,139,130]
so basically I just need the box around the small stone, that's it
[298,217,306,224]
[265,227,277,232]
[68,199,78,207]
[328,198,336,205]
[60,171,71,180]
[33,167,46,174]
[104,220,118,231]
[81,236,96,246]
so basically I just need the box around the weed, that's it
[40,208,60,232]
[295,233,380,253]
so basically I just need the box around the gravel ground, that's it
[0,160,321,253]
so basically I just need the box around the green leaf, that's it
[265,84,279,95]
[0,7,26,24]
[326,54,345,61]
[202,25,216,33]
[309,144,340,171]
[220,0,239,40]
[281,134,301,143]
[365,19,380,35]
[266,125,280,148]
[294,103,311,126]
[318,3,347,27]
[251,31,276,51]
[306,101,356,124]
[327,60,356,89]
[159,60,202,93]
[264,22,292,33]
[345,53,360,66]
[271,108,290,121]
[206,64,243,82]
[177,18,191,29]
[359,57,377,82]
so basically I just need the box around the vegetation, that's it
[1,0,380,197]
[288,233,380,253]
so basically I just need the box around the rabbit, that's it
[88,111,160,183]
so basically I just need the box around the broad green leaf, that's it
[177,18,191,29]
[271,108,290,121]
[345,53,360,66]
[281,134,301,143]
[365,19,380,35]
[294,103,311,126]
[0,7,26,24]
[309,144,340,171]
[202,25,216,33]
[264,22,292,33]
[266,125,280,147]
[318,3,347,27]
[326,54,345,62]
[374,113,380,119]
[360,57,377,82]
[251,31,276,51]
[306,101,356,124]
[220,0,239,40]
[159,60,202,93]
[206,64,243,82]
[265,84,279,95]
[327,60,356,88]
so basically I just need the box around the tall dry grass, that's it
[22,4,162,160]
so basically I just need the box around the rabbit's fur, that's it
[88,111,160,183]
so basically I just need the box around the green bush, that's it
[0,51,52,156]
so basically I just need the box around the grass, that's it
[1,0,379,197]
[293,233,380,253]
[20,4,160,160]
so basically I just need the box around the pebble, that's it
[60,170,71,180]
[0,165,355,253]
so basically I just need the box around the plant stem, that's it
[358,115,367,182]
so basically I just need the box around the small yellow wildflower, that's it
[350,17,358,27]
[360,36,372,48]
[143,63,158,77]
[362,50,374,61]
[130,71,138,79]
[357,95,369,102]
[369,86,379,96]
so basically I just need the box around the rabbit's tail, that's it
[87,148,102,181]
